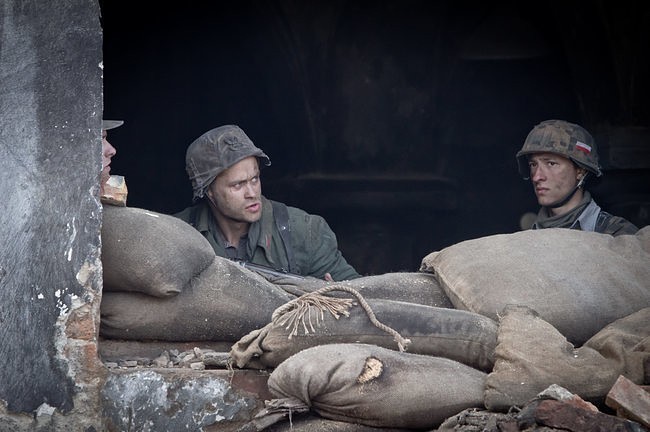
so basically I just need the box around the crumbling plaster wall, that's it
[0,0,106,429]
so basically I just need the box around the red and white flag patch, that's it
[576,141,592,154]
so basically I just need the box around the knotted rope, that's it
[271,285,411,352]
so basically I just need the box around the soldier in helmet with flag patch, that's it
[516,119,638,236]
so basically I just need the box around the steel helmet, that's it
[516,119,602,179]
[185,125,271,201]
[102,120,124,130]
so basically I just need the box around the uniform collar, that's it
[534,191,594,230]
[194,196,277,264]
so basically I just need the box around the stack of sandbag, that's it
[230,290,497,371]
[244,344,487,431]
[100,205,455,342]
[100,206,295,341]
[420,226,650,345]
[238,305,649,430]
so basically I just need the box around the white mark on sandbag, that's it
[144,212,160,218]
[357,356,383,384]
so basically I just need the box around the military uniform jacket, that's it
[174,196,361,281]
[532,197,639,236]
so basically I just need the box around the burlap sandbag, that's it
[420,226,650,345]
[262,343,486,430]
[483,305,650,411]
[101,205,216,297]
[266,272,453,308]
[230,290,497,372]
[265,415,410,432]
[100,256,295,341]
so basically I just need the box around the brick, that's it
[101,175,128,206]
[534,399,644,432]
[65,304,96,340]
[606,374,650,428]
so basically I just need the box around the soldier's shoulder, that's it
[596,210,639,236]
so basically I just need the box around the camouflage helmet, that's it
[516,119,602,179]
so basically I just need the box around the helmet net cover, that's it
[185,125,271,201]
[516,119,602,179]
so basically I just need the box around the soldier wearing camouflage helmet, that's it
[516,119,638,236]
[174,125,361,281]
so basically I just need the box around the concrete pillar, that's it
[0,1,105,430]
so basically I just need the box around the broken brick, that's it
[534,399,645,432]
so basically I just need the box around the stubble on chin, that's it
[246,210,262,224]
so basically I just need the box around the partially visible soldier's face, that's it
[207,156,262,224]
[528,152,584,208]
[101,130,117,192]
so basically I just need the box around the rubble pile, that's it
[102,346,231,370]
[438,380,650,432]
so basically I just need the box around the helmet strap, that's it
[547,172,589,209]
[206,191,219,210]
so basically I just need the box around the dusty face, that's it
[206,156,262,225]
[528,152,585,212]
[101,129,117,192]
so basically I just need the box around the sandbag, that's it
[230,293,497,372]
[101,205,216,297]
[264,343,486,430]
[420,226,650,345]
[483,305,650,411]
[261,413,410,431]
[266,272,453,308]
[100,256,295,341]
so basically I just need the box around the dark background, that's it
[100,1,650,275]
